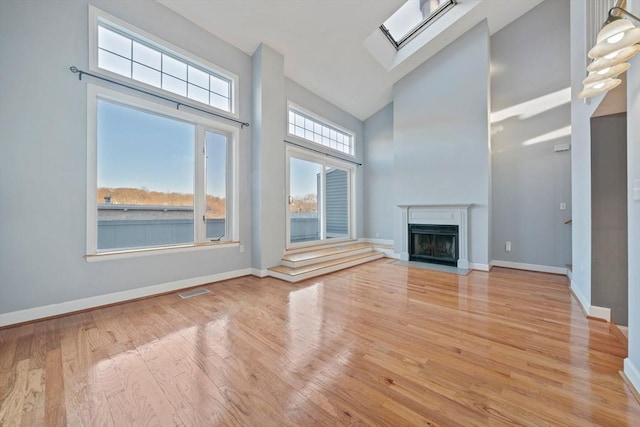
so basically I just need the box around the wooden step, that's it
[282,242,374,268]
[269,251,384,283]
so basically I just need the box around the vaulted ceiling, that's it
[158,0,544,121]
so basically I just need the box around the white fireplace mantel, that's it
[399,204,471,269]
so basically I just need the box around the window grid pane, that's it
[97,23,232,112]
[288,110,353,155]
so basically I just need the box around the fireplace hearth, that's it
[409,224,459,266]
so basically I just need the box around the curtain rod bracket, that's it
[70,66,84,80]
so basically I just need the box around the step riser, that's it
[283,240,358,255]
[282,247,374,268]
[270,253,384,283]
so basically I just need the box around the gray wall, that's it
[490,0,571,268]
[591,113,628,325]
[0,0,255,315]
[363,103,394,241]
[392,22,491,267]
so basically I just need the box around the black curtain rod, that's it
[69,66,250,128]
[284,140,362,166]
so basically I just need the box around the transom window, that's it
[288,107,354,156]
[90,7,235,113]
[380,0,456,49]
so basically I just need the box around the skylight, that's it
[380,0,456,49]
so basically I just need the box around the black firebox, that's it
[409,224,459,266]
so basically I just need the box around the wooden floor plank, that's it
[0,358,29,426]
[1,262,639,425]
[44,348,66,426]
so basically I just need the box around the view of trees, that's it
[97,187,317,217]
[97,187,226,218]
[290,194,317,213]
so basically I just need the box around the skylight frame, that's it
[380,0,457,50]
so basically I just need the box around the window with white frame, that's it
[288,106,355,156]
[90,7,235,114]
[380,0,456,50]
[87,85,237,254]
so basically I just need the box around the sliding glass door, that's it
[288,156,323,244]
[286,148,354,248]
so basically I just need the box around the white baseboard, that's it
[251,268,270,278]
[624,358,640,398]
[566,268,573,281]
[360,238,394,246]
[381,251,401,259]
[0,268,253,327]
[568,279,611,321]
[469,263,490,272]
[588,305,611,321]
[491,260,568,275]
[570,279,589,314]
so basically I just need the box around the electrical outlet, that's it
[560,203,566,210]
[505,241,512,252]
[239,245,245,253]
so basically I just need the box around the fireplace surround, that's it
[399,204,470,269]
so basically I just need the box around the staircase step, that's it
[282,242,374,267]
[269,251,384,283]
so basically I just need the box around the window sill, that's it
[85,241,240,262]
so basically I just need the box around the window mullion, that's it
[321,164,327,241]
[194,125,207,243]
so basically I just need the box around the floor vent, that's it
[178,288,210,299]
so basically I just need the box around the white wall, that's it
[392,22,491,267]
[491,0,572,269]
[569,0,602,310]
[624,0,640,397]
[363,103,394,241]
[0,0,255,320]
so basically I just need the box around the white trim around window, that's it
[86,83,240,258]
[285,145,357,250]
[88,5,239,117]
[286,101,356,158]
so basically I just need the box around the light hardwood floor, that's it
[1,260,639,426]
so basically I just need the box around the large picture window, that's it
[87,85,237,255]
